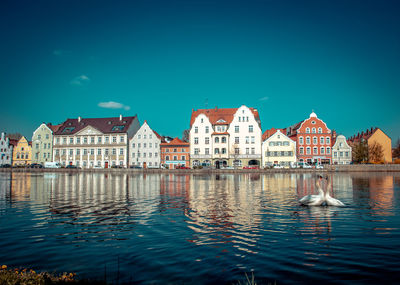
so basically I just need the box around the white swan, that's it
[324,176,345,207]
[299,176,325,206]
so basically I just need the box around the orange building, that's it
[12,136,32,166]
[348,127,392,163]
[160,138,190,169]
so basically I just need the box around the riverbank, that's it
[1,164,400,173]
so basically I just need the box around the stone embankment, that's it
[1,164,400,173]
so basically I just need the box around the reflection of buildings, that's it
[0,173,11,213]
[352,173,395,216]
[187,174,264,248]
[11,172,31,201]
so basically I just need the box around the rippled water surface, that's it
[1,172,400,284]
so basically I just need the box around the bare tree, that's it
[393,138,400,159]
[368,141,384,163]
[351,140,368,163]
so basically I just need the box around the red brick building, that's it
[287,112,332,165]
[160,138,190,169]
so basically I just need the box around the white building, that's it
[262,128,296,167]
[31,123,61,165]
[0,132,13,166]
[189,105,262,168]
[53,115,140,168]
[332,135,352,164]
[129,121,162,168]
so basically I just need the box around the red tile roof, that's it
[55,116,137,135]
[190,107,260,127]
[262,128,289,141]
[161,137,189,147]
[348,127,380,142]
[47,123,62,133]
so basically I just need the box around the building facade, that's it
[332,135,352,164]
[160,138,190,169]
[287,112,332,165]
[348,127,392,163]
[262,129,296,167]
[189,105,262,168]
[0,133,13,166]
[31,123,61,165]
[12,136,32,166]
[53,115,140,168]
[129,121,162,168]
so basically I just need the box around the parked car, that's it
[298,162,312,169]
[111,165,124,169]
[315,164,324,169]
[176,165,190,169]
[130,165,142,169]
[243,165,259,169]
[44,162,61,169]
[66,165,78,169]
[30,163,43,168]
[273,164,284,169]
[220,166,234,170]
[0,164,11,168]
[93,165,103,169]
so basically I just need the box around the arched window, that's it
[299,137,304,145]
[299,147,304,155]
[320,137,324,145]
[306,127,310,134]
[318,127,322,134]
[306,147,311,155]
[313,137,317,144]
[313,147,318,154]
[320,147,325,154]
[166,155,170,161]
[215,137,219,143]
[221,137,226,143]
[306,137,310,144]
[326,137,331,145]
[312,127,316,133]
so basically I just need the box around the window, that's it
[306,137,310,144]
[306,147,311,155]
[205,148,209,155]
[306,127,310,134]
[83,149,87,155]
[181,156,185,160]
[245,136,249,144]
[149,143,152,148]
[55,150,60,155]
[251,148,255,154]
[45,134,49,139]
[214,137,219,143]
[138,143,141,148]
[320,147,325,154]
[38,135,41,140]
[312,127,316,134]
[84,137,88,144]
[98,149,102,155]
[334,151,338,158]
[318,128,322,134]
[98,137,102,143]
[194,137,198,144]
[235,126,239,133]
[251,136,255,144]
[120,148,124,155]
[105,137,109,143]
[132,153,135,158]
[112,137,117,143]
[69,138,73,144]
[56,138,60,144]
[144,135,147,139]
[77,137,81,144]
[112,148,116,155]
[174,148,177,152]
[326,137,331,145]
[149,153,152,158]
[90,149,94,155]
[235,137,239,144]
[222,148,226,154]
[299,137,304,145]
[327,147,331,154]
[143,153,146,158]
[320,137,325,145]
[144,143,147,148]
[205,137,210,144]
[138,135,141,139]
[91,136,95,143]
[214,148,219,154]
[155,152,158,157]
[173,156,177,160]
[105,149,109,155]
[313,137,317,144]
[166,155,170,160]
[283,141,289,146]
[76,149,80,155]
[194,148,199,155]
[235,148,239,154]
[345,151,349,157]
[63,137,67,144]
[150,134,152,139]
[249,125,253,133]
[120,136,124,143]
[221,137,226,143]
[205,126,209,133]
[313,147,318,154]
[299,147,304,155]
[132,143,135,148]
[246,148,249,154]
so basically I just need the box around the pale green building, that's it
[31,123,60,165]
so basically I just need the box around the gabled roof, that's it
[262,128,292,142]
[47,123,62,133]
[348,127,381,142]
[161,137,189,146]
[190,107,260,127]
[55,116,137,135]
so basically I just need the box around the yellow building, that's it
[348,127,392,163]
[12,136,32,166]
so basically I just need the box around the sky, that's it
[1,0,399,143]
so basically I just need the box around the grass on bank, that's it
[0,265,106,284]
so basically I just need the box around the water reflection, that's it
[1,171,400,284]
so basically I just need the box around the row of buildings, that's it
[0,105,393,168]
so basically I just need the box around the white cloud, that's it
[70,75,91,86]
[98,101,131,111]
[259,96,269,101]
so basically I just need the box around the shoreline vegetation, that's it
[1,164,400,173]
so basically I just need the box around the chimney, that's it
[78,116,81,123]
[119,114,122,121]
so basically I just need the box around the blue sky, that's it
[1,0,399,143]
